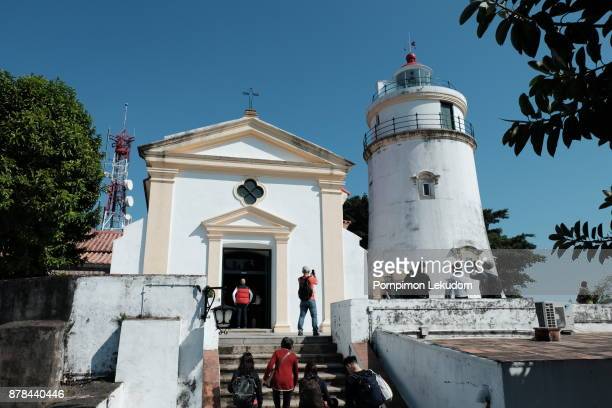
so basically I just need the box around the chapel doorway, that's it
[222,248,272,329]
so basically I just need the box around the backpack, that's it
[298,277,313,301]
[232,374,257,406]
[299,376,324,408]
[351,370,386,407]
[375,373,393,402]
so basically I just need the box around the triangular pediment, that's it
[202,206,295,237]
[139,115,353,168]
[193,134,308,162]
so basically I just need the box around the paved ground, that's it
[431,332,612,362]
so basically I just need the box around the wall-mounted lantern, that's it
[202,285,234,334]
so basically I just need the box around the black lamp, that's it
[212,303,235,333]
[202,285,234,333]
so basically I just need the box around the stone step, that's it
[219,335,333,346]
[219,385,343,398]
[219,343,337,354]
[220,362,345,372]
[220,372,346,386]
[219,397,346,407]
[219,353,343,364]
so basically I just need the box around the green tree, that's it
[0,71,103,278]
[343,194,369,249]
[460,0,611,262]
[484,209,545,296]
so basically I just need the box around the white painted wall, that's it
[110,218,146,275]
[331,298,537,357]
[367,137,490,267]
[195,136,307,162]
[166,170,324,332]
[115,319,180,408]
[64,275,206,408]
[572,304,612,332]
[342,229,367,300]
[372,330,506,408]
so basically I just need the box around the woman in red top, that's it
[263,337,299,408]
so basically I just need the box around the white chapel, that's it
[110,109,368,333]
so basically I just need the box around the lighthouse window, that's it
[413,171,439,200]
[440,102,455,130]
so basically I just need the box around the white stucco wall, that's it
[195,136,307,162]
[572,304,612,332]
[165,170,324,331]
[110,218,146,275]
[342,229,367,300]
[63,275,205,408]
[372,330,505,408]
[331,298,537,357]
[115,319,180,408]
[367,136,490,270]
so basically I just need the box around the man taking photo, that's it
[297,266,319,336]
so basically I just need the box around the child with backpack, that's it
[343,356,392,408]
[299,362,335,408]
[229,352,263,408]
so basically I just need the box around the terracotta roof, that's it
[77,230,122,266]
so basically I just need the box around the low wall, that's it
[0,276,77,324]
[572,304,612,332]
[0,320,66,387]
[331,298,536,357]
[0,275,210,408]
[372,330,505,408]
[64,275,206,408]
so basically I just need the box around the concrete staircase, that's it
[219,333,346,407]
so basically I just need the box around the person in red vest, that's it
[232,278,254,328]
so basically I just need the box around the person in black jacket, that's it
[343,356,386,408]
[229,352,263,408]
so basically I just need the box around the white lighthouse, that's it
[365,52,493,281]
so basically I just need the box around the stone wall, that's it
[572,304,612,332]
[331,298,537,357]
[0,275,209,408]
[0,276,77,324]
[0,320,65,387]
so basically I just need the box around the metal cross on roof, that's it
[242,88,260,110]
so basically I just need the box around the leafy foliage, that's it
[484,209,545,296]
[0,71,103,278]
[461,0,611,155]
[548,187,612,262]
[460,0,611,262]
[592,275,612,304]
[343,194,369,249]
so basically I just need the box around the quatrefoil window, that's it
[236,178,265,205]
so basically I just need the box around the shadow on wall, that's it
[90,326,121,379]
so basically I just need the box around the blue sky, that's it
[1,0,609,247]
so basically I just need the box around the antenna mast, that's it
[101,104,135,230]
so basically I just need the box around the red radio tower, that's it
[101,104,135,230]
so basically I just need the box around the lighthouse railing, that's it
[372,77,456,102]
[363,113,475,148]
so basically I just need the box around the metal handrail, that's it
[363,113,475,149]
[372,77,455,102]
